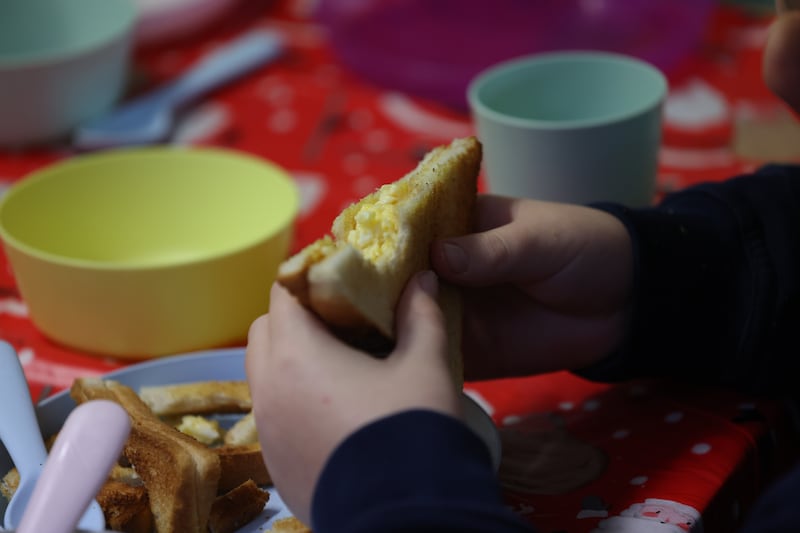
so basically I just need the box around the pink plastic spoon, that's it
[0,341,104,530]
[15,400,131,533]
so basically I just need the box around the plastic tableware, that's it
[0,148,298,359]
[468,51,667,206]
[0,0,135,147]
[16,400,131,533]
[74,29,284,150]
[0,341,106,530]
[316,0,715,110]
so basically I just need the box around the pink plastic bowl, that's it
[317,0,716,110]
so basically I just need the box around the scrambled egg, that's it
[177,415,222,445]
[308,235,337,262]
[346,181,407,263]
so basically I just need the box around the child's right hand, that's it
[432,195,634,380]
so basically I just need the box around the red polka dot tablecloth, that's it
[0,1,798,532]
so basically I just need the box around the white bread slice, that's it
[277,137,481,384]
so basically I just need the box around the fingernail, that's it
[417,270,439,297]
[442,242,468,274]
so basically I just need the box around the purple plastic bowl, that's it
[317,0,716,110]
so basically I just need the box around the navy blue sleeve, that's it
[578,164,800,393]
[739,463,800,532]
[311,410,534,532]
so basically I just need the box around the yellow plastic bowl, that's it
[0,147,298,359]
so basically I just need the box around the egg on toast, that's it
[276,136,482,386]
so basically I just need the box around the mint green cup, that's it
[468,51,667,206]
[0,0,136,147]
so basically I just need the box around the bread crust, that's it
[208,479,269,533]
[97,478,153,533]
[71,378,221,533]
[277,137,481,384]
[215,442,271,492]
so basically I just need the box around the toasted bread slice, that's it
[224,411,258,446]
[268,516,313,532]
[278,137,481,384]
[0,467,18,501]
[139,381,252,416]
[215,442,271,492]
[208,479,269,533]
[71,378,221,533]
[98,479,153,533]
[99,465,154,532]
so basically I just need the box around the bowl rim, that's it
[0,0,137,69]
[0,146,299,272]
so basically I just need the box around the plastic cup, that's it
[468,51,667,206]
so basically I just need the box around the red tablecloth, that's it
[0,1,797,532]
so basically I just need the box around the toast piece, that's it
[215,442,272,492]
[71,378,221,533]
[97,465,154,533]
[208,479,270,533]
[268,517,313,532]
[139,381,252,416]
[98,480,153,533]
[0,467,18,501]
[278,136,481,383]
[224,411,258,445]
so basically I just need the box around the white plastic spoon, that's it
[73,28,284,149]
[0,341,106,530]
[16,400,131,533]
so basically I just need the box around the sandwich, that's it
[277,136,482,385]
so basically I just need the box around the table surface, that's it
[0,1,798,532]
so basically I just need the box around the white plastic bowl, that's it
[0,0,136,147]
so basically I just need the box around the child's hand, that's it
[433,195,633,380]
[245,272,460,525]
